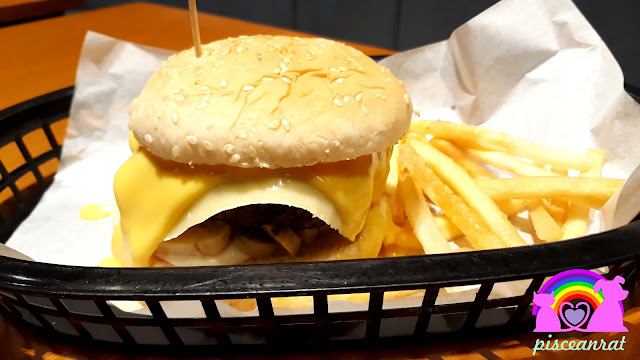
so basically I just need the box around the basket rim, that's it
[1,220,638,299]
[0,85,639,300]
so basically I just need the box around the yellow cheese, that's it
[98,256,122,267]
[113,148,390,267]
[80,203,115,220]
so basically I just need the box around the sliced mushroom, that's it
[192,221,232,256]
[297,228,319,246]
[262,225,302,256]
[234,232,279,258]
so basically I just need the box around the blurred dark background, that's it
[76,0,640,86]
[8,0,640,86]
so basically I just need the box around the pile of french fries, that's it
[383,120,625,256]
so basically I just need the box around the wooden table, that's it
[0,2,638,359]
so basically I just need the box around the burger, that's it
[104,35,412,268]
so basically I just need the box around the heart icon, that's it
[559,301,591,330]
[564,308,586,326]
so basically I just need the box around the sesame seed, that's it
[173,88,182,94]
[344,95,352,103]
[247,146,257,157]
[281,118,291,132]
[196,103,208,109]
[236,130,247,139]
[404,93,410,103]
[206,119,215,129]
[223,144,236,154]
[242,85,254,91]
[283,57,291,63]
[267,119,280,130]
[339,66,348,71]
[237,46,243,52]
[282,77,292,84]
[333,98,343,107]
[273,67,280,74]
[172,146,180,157]
[186,135,197,144]
[229,154,241,163]
[330,67,339,72]
[144,134,153,143]
[220,80,227,88]
[336,78,344,84]
[262,77,274,81]
[355,92,363,102]
[200,86,210,91]
[382,95,387,100]
[360,104,369,114]
[175,94,185,102]
[202,140,213,150]
[325,149,330,153]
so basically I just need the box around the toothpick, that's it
[188,0,202,58]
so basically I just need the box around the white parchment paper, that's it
[5,0,640,313]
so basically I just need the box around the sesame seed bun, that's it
[129,35,412,168]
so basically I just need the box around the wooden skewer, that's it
[188,0,202,58]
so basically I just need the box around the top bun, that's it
[129,35,412,168]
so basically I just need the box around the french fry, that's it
[385,144,401,195]
[527,200,564,241]
[466,149,559,177]
[509,215,536,236]
[388,225,429,251]
[429,139,528,215]
[429,139,494,180]
[548,167,570,223]
[430,140,528,239]
[562,149,606,239]
[404,139,526,247]
[475,176,623,209]
[466,150,567,226]
[390,190,407,226]
[434,215,463,242]
[387,147,407,226]
[399,145,506,250]
[410,121,596,170]
[540,199,567,223]
[398,171,451,254]
[435,199,527,241]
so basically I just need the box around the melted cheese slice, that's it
[113,148,390,267]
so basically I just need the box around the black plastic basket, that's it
[0,86,639,349]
